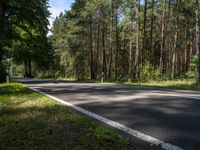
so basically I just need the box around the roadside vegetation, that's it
[55,61,200,91]
[125,79,200,91]
[0,83,145,150]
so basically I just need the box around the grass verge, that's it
[124,79,200,91]
[55,77,200,91]
[0,83,139,150]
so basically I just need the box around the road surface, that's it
[14,78,200,150]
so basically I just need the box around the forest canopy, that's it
[50,0,200,83]
[0,0,52,80]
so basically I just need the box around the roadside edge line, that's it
[23,84,183,150]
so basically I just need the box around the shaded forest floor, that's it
[0,83,148,150]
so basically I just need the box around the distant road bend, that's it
[14,78,200,150]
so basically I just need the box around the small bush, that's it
[182,55,197,79]
[139,62,161,81]
[36,71,55,79]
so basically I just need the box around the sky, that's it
[48,0,74,29]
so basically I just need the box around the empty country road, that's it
[14,78,200,150]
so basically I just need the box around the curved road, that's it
[14,78,200,150]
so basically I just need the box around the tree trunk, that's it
[172,0,179,79]
[0,46,3,66]
[150,0,155,65]
[184,17,189,72]
[160,0,166,73]
[195,0,200,84]
[89,16,94,79]
[129,0,134,81]
[100,3,106,82]
[134,0,140,80]
[0,46,6,82]
[94,13,100,80]
[24,60,28,77]
[0,5,6,82]
[115,3,119,80]
[142,0,147,64]
[188,42,193,72]
[108,0,113,79]
[28,59,32,78]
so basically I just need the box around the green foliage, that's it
[129,79,200,91]
[184,55,197,79]
[49,0,199,83]
[51,4,90,79]
[35,70,55,79]
[190,55,197,72]
[93,127,125,144]
[9,63,24,77]
[0,0,51,80]
[138,62,161,81]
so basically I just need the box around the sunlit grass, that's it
[0,83,138,150]
[125,79,200,91]
[55,77,200,91]
[97,79,199,91]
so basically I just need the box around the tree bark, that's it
[184,16,189,72]
[89,16,94,79]
[160,0,167,73]
[24,60,28,77]
[100,3,106,82]
[114,2,119,80]
[134,0,140,80]
[129,0,134,81]
[94,11,100,80]
[172,0,179,79]
[150,0,155,65]
[142,0,147,64]
[108,0,113,79]
[195,0,200,84]
[0,5,6,82]
[28,59,32,78]
[0,46,6,82]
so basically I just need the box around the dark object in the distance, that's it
[0,65,6,82]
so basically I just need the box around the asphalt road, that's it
[14,78,200,150]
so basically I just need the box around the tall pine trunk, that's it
[172,0,179,79]
[89,16,94,79]
[150,0,155,65]
[28,59,32,78]
[160,0,166,73]
[114,2,119,80]
[100,3,106,82]
[108,0,113,79]
[0,46,6,82]
[0,5,6,82]
[184,17,189,72]
[142,0,147,64]
[196,0,200,84]
[129,0,134,81]
[134,0,140,80]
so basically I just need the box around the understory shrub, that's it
[139,62,161,81]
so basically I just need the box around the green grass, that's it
[124,79,200,91]
[96,79,200,91]
[0,83,139,150]
[55,77,200,91]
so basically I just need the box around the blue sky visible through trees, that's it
[48,0,74,31]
